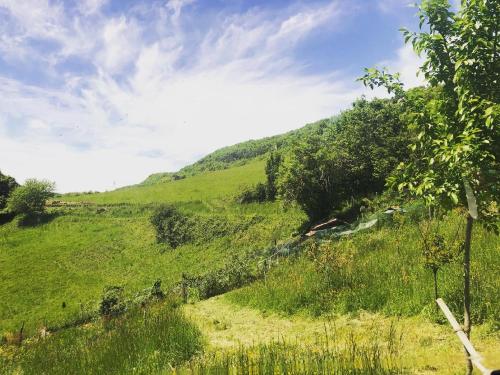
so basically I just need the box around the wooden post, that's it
[436,298,499,375]
[181,273,188,304]
[463,214,474,375]
[18,321,25,346]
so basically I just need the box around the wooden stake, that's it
[436,298,500,375]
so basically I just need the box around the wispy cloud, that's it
[0,0,419,192]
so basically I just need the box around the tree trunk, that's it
[433,269,439,302]
[463,214,474,375]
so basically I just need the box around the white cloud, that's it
[377,43,425,89]
[0,0,385,192]
[377,0,413,14]
[78,0,108,15]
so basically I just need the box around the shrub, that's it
[150,204,192,248]
[236,183,268,204]
[186,255,257,299]
[265,151,282,200]
[99,286,126,317]
[133,279,166,307]
[7,179,55,216]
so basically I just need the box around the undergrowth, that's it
[228,210,500,326]
[0,301,202,375]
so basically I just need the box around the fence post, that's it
[436,298,500,375]
[181,273,188,304]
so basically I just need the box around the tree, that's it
[265,151,282,200]
[360,1,499,373]
[0,170,18,211]
[277,135,340,222]
[419,221,459,302]
[7,179,55,216]
[276,97,409,222]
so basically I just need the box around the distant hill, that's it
[140,117,336,185]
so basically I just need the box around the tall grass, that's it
[0,202,304,335]
[1,302,202,375]
[180,324,403,374]
[228,210,500,326]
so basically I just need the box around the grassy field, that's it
[182,296,500,374]
[1,301,203,375]
[0,158,305,336]
[1,156,498,374]
[63,159,266,205]
[228,210,500,326]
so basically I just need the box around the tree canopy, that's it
[7,179,55,216]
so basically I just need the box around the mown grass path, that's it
[183,295,500,374]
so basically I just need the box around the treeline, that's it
[240,89,436,222]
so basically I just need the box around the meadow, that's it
[228,210,500,326]
[1,154,498,374]
[1,301,203,375]
[0,159,305,336]
[1,137,498,374]
[63,159,267,205]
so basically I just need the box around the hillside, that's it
[2,95,499,374]
[0,159,305,335]
[140,117,335,185]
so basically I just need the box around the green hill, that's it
[0,159,305,336]
[140,117,335,185]
[1,100,498,374]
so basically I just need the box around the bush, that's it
[186,255,257,299]
[150,205,192,248]
[236,183,268,204]
[0,170,18,211]
[99,286,126,317]
[7,179,55,216]
[151,205,264,248]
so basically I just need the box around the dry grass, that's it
[183,295,500,374]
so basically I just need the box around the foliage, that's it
[151,203,266,248]
[236,183,268,204]
[150,204,192,248]
[419,219,461,300]
[278,134,339,221]
[229,210,500,325]
[0,170,18,211]
[185,255,257,300]
[133,279,166,306]
[174,118,335,177]
[2,302,202,375]
[7,179,55,217]
[360,0,499,223]
[237,151,283,204]
[277,98,410,221]
[99,286,126,317]
[265,151,282,200]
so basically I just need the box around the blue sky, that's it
[0,0,431,192]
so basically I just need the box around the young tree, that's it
[277,135,340,222]
[7,179,55,216]
[265,151,282,200]
[360,1,499,373]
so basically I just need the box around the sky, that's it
[0,0,431,192]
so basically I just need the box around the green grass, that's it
[1,301,203,375]
[0,158,305,336]
[181,339,402,374]
[64,159,266,205]
[228,210,500,326]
